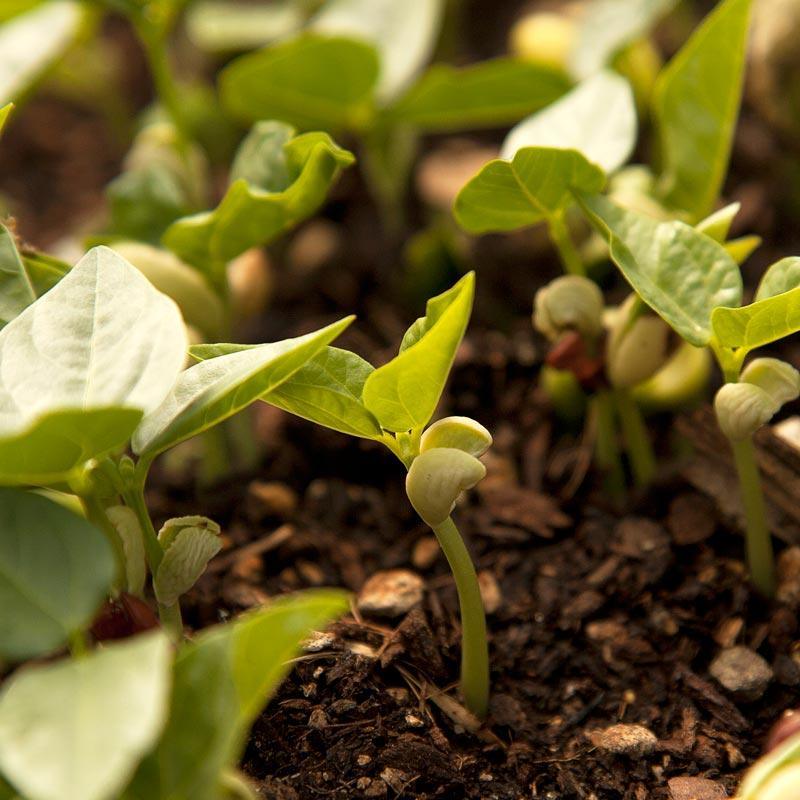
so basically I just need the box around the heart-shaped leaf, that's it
[362,273,473,432]
[577,192,742,346]
[220,34,380,131]
[454,147,604,234]
[0,246,187,437]
[755,257,800,301]
[124,592,348,800]
[0,222,35,328]
[387,58,570,131]
[163,124,353,277]
[311,0,444,104]
[0,631,171,800]
[712,286,800,352]
[0,488,115,660]
[500,70,637,171]
[0,1,84,105]
[654,0,753,220]
[133,317,353,456]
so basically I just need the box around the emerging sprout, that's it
[533,275,605,342]
[420,415,493,457]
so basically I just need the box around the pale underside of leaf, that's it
[712,286,800,351]
[755,257,800,302]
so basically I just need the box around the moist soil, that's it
[5,5,800,797]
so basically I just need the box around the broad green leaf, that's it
[0,631,171,800]
[756,257,800,301]
[0,2,44,23]
[0,488,115,660]
[501,70,637,172]
[21,249,70,296]
[696,202,741,242]
[387,58,570,132]
[311,0,444,104]
[654,0,753,220]
[725,235,760,266]
[125,591,347,800]
[163,125,353,277]
[185,0,306,53]
[569,0,676,79]
[220,34,380,131]
[0,223,35,327]
[577,192,742,346]
[0,407,143,485]
[362,273,473,432]
[0,103,11,134]
[0,1,84,105]
[154,526,222,606]
[263,347,382,439]
[454,147,604,234]
[132,317,353,456]
[0,246,187,438]
[712,286,800,351]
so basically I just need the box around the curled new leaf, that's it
[714,382,776,441]
[420,416,492,458]
[533,275,605,341]
[154,525,222,607]
[106,505,147,597]
[406,447,486,527]
[755,257,800,301]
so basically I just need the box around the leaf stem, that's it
[591,390,626,504]
[613,388,656,488]
[430,516,489,719]
[79,495,125,588]
[730,435,776,597]
[547,214,586,277]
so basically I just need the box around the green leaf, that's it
[0,488,115,660]
[362,273,473,432]
[311,0,444,104]
[163,124,354,277]
[500,70,637,172]
[21,249,70,296]
[0,631,171,800]
[0,246,186,443]
[724,235,760,266]
[124,592,347,800]
[755,257,800,301]
[132,317,353,456]
[712,286,800,351]
[577,192,742,346]
[569,0,676,79]
[106,506,147,596]
[0,1,84,105]
[454,147,604,234]
[387,58,570,132]
[0,223,35,327]
[653,0,753,220]
[696,201,741,242]
[154,526,221,606]
[0,103,11,134]
[263,347,383,439]
[220,34,380,131]
[0,408,143,485]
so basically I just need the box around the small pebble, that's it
[667,493,716,545]
[667,776,728,800]
[357,569,424,617]
[588,723,658,756]
[709,646,773,700]
[713,617,744,648]
[405,713,425,728]
[356,754,372,766]
[777,546,800,608]
[308,708,328,729]
[247,480,298,518]
[478,570,502,614]
[412,536,440,570]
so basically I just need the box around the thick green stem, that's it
[157,601,184,640]
[431,516,489,719]
[123,485,163,574]
[592,390,626,505]
[614,388,657,489]
[547,215,586,277]
[730,436,776,597]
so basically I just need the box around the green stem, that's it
[123,485,163,574]
[547,215,586,277]
[614,388,657,489]
[69,629,89,658]
[431,516,489,719]
[80,495,125,588]
[592,390,626,505]
[157,601,184,640]
[730,436,776,597]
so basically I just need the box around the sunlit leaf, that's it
[0,223,35,328]
[388,58,570,132]
[220,34,379,131]
[0,488,115,660]
[577,192,742,345]
[454,148,604,234]
[0,632,171,800]
[654,0,753,220]
[712,286,800,351]
[133,317,353,456]
[755,257,800,301]
[362,273,473,431]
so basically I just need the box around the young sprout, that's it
[578,192,800,596]
[193,273,493,718]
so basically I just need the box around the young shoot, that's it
[191,272,493,719]
[579,192,800,597]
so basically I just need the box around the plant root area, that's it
[156,331,800,800]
